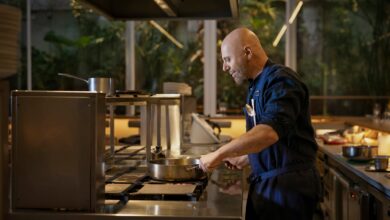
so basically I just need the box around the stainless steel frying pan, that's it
[148,157,206,181]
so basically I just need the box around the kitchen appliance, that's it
[190,113,221,144]
[58,73,114,96]
[342,145,378,161]
[140,94,182,157]
[148,157,206,181]
[11,91,106,212]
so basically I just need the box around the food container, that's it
[374,155,389,170]
[342,145,378,161]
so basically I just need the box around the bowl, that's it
[342,145,378,161]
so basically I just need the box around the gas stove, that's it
[105,172,207,202]
[104,144,208,202]
[127,176,207,201]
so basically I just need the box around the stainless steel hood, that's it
[78,0,239,20]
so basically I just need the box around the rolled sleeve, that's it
[257,73,305,139]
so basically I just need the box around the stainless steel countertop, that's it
[318,141,390,198]
[117,168,243,219]
[10,147,245,220]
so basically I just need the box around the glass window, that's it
[11,1,126,91]
[297,0,390,116]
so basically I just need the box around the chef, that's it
[200,27,321,220]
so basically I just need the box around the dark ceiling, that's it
[79,0,239,20]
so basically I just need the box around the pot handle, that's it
[58,73,88,84]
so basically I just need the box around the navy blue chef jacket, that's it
[244,59,321,220]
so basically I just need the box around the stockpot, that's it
[58,73,114,96]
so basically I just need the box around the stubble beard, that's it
[232,67,247,85]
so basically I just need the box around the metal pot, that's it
[148,157,206,181]
[342,145,378,161]
[58,73,114,96]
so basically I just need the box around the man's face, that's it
[221,43,248,85]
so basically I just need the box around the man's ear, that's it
[244,46,252,59]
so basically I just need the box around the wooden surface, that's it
[0,4,21,78]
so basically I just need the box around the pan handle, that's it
[185,164,200,171]
[58,73,89,84]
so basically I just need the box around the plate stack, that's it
[0,4,21,79]
[163,82,192,95]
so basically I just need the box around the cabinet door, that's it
[330,168,350,220]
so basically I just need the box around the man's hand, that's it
[223,155,249,170]
[200,151,223,173]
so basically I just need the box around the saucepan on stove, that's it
[148,157,206,181]
[342,144,378,161]
[58,73,114,96]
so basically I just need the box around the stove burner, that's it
[127,176,208,201]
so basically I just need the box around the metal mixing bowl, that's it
[342,145,378,161]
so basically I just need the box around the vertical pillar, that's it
[125,21,136,115]
[27,0,32,89]
[203,20,217,116]
[285,0,297,71]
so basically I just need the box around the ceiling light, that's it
[149,20,184,49]
[154,0,177,17]
[273,24,287,47]
[288,1,303,24]
[273,1,304,47]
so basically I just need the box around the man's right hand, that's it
[223,155,249,170]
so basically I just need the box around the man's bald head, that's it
[221,27,268,83]
[222,27,262,52]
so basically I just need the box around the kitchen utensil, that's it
[151,103,165,160]
[245,103,256,126]
[148,157,206,181]
[342,145,378,161]
[374,155,389,170]
[58,73,114,96]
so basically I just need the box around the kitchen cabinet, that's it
[319,152,380,220]
[317,118,390,220]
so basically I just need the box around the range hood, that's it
[78,0,239,20]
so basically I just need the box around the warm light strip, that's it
[273,1,304,47]
[288,1,303,24]
[154,0,177,17]
[149,20,184,49]
[272,24,287,47]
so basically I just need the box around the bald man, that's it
[200,28,321,220]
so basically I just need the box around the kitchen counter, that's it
[344,118,390,133]
[318,142,390,199]
[116,167,243,219]
[9,145,245,220]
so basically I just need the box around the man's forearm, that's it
[216,124,279,159]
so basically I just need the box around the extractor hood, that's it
[78,0,239,20]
